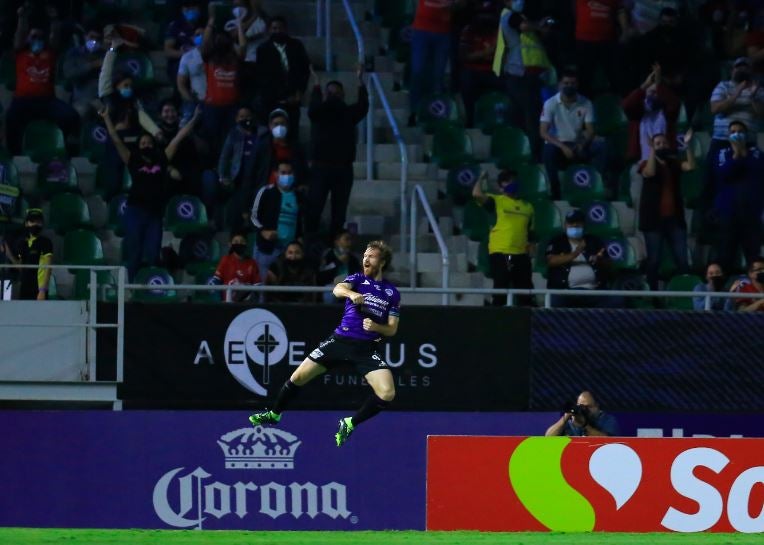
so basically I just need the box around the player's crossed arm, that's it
[332,282,364,303]
[363,315,399,337]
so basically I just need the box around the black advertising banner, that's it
[99,304,531,410]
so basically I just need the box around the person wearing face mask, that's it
[472,169,535,306]
[306,64,369,237]
[250,109,308,194]
[729,257,764,311]
[217,106,260,229]
[266,241,318,303]
[692,262,727,311]
[158,99,202,198]
[250,160,306,277]
[712,120,764,274]
[1,209,53,300]
[177,26,207,127]
[5,6,80,156]
[211,230,261,302]
[318,229,362,293]
[61,26,104,117]
[639,132,694,290]
[164,0,203,80]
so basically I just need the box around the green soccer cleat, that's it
[249,410,281,427]
[335,417,354,447]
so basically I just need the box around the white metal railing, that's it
[410,184,449,304]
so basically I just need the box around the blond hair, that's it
[367,240,393,271]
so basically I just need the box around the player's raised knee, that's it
[377,386,395,403]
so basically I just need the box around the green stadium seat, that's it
[516,164,549,202]
[179,234,222,275]
[665,273,704,310]
[192,262,222,302]
[593,94,628,135]
[73,269,117,300]
[582,200,622,238]
[377,0,414,27]
[474,91,513,134]
[63,229,104,271]
[429,121,473,169]
[106,193,128,236]
[490,126,531,169]
[560,164,606,207]
[533,237,551,277]
[133,266,178,302]
[48,192,92,234]
[114,51,155,91]
[80,122,109,163]
[531,199,562,241]
[417,93,462,134]
[37,161,79,197]
[611,272,653,309]
[604,237,639,271]
[164,194,209,237]
[22,121,66,163]
[617,164,634,207]
[462,199,493,242]
[676,102,689,132]
[446,162,480,205]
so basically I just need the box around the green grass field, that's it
[0,529,760,545]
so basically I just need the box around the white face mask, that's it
[271,125,288,139]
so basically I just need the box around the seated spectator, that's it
[306,65,369,237]
[212,230,261,302]
[318,229,361,300]
[539,69,608,200]
[217,106,259,229]
[623,64,680,162]
[177,25,206,127]
[545,209,619,308]
[693,261,727,311]
[638,131,694,290]
[458,4,499,128]
[255,16,310,136]
[164,0,203,82]
[545,390,620,437]
[729,257,764,312]
[61,25,104,117]
[100,106,200,280]
[712,121,764,273]
[1,209,53,301]
[5,5,80,155]
[250,160,305,275]
[252,108,308,192]
[266,241,317,303]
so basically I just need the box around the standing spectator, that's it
[712,121,764,273]
[157,99,202,199]
[638,131,695,289]
[539,69,608,200]
[627,0,682,35]
[61,25,104,117]
[408,0,465,127]
[164,0,203,81]
[458,3,499,128]
[5,5,79,155]
[235,0,269,101]
[254,16,310,137]
[693,261,727,311]
[622,64,681,162]
[212,230,261,302]
[472,169,534,306]
[730,257,764,311]
[306,65,369,237]
[250,160,305,276]
[177,25,206,127]
[1,209,52,301]
[217,106,259,229]
[251,109,309,191]
[100,106,200,280]
[318,229,361,287]
[266,241,317,303]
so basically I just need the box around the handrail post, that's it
[544,292,552,309]
[116,266,125,383]
[410,189,417,289]
[324,0,332,71]
[704,294,711,311]
[366,77,374,183]
[88,268,97,382]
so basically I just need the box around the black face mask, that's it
[561,85,577,98]
[230,243,247,256]
[733,70,751,83]
[271,32,288,44]
[757,272,764,284]
[655,148,675,161]
[286,258,304,270]
[710,276,725,291]
[238,119,253,130]
[26,225,42,236]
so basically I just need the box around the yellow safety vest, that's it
[492,8,552,77]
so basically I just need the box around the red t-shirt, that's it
[15,49,55,98]
[575,0,623,43]
[735,282,764,310]
[268,141,294,185]
[459,24,497,72]
[412,0,454,34]
[204,62,239,106]
[214,254,261,302]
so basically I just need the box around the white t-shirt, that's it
[567,248,597,289]
[540,93,595,143]
[178,47,206,101]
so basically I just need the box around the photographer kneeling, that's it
[545,390,620,437]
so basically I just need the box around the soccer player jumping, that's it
[249,240,401,447]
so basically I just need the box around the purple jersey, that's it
[334,272,401,341]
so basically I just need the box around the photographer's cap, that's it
[25,208,44,222]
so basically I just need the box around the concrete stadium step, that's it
[420,271,489,289]
[391,234,469,254]
[345,214,391,235]
[350,179,437,200]
[355,142,424,162]
[391,251,468,273]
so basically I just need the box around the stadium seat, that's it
[22,121,66,163]
[446,162,481,205]
[665,274,704,310]
[48,192,92,234]
[560,164,606,207]
[477,238,491,277]
[582,200,622,238]
[377,0,414,27]
[106,193,129,236]
[192,262,221,302]
[531,199,563,241]
[164,194,209,237]
[132,266,178,302]
[63,229,104,271]
[533,238,551,277]
[462,199,493,242]
[114,51,155,91]
[80,122,109,163]
[593,94,628,135]
[429,121,473,169]
[611,272,653,309]
[37,160,79,197]
[179,234,222,275]
[516,164,549,202]
[604,237,639,271]
[490,126,531,169]
[617,164,634,207]
[680,166,704,209]
[0,52,16,90]
[73,269,117,300]
[417,93,462,134]
[474,91,513,135]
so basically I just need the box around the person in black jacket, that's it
[254,16,310,137]
[250,159,305,275]
[306,65,369,237]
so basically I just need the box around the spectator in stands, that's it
[212,229,261,302]
[234,0,269,101]
[100,105,201,280]
[255,16,310,137]
[266,240,317,303]
[472,169,534,306]
[712,120,764,273]
[250,160,305,276]
[157,99,202,198]
[493,0,553,154]
[545,209,618,308]
[408,0,465,127]
[457,3,499,128]
[306,65,369,237]
[693,261,727,311]
[164,0,203,81]
[730,257,764,312]
[61,25,104,117]
[545,390,620,437]
[1,209,52,300]
[635,8,693,88]
[217,106,259,229]
[623,64,681,162]
[627,0,682,35]
[251,108,308,192]
[318,229,361,291]
[540,69,608,200]
[177,25,206,127]
[5,4,80,155]
[745,7,764,82]
[638,131,694,290]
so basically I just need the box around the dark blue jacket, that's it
[714,145,764,219]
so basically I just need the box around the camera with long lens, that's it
[563,402,590,426]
